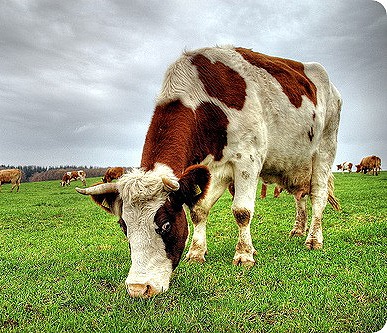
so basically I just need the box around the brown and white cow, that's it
[102,167,125,183]
[336,161,353,173]
[61,170,86,186]
[76,46,341,297]
[0,168,22,192]
[355,155,381,175]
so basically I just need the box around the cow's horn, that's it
[161,176,180,191]
[75,183,118,195]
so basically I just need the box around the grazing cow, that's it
[76,46,341,297]
[336,162,353,173]
[0,169,22,192]
[355,155,382,175]
[61,170,86,186]
[102,167,125,183]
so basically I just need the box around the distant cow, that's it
[229,182,282,200]
[355,156,382,175]
[336,162,353,173]
[260,183,283,199]
[102,167,125,183]
[61,170,87,186]
[0,169,22,192]
[77,46,341,297]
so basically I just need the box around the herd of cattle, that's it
[0,156,381,194]
[336,155,382,175]
[0,166,126,192]
[0,46,385,298]
[1,156,381,194]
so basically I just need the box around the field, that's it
[1,172,386,332]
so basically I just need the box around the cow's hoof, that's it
[232,254,255,267]
[185,252,206,263]
[289,228,305,237]
[305,238,323,250]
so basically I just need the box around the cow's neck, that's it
[140,99,229,177]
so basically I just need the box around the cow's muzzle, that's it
[126,283,159,298]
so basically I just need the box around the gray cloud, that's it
[0,0,386,168]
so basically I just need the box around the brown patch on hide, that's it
[191,53,246,110]
[154,202,189,270]
[153,165,210,270]
[241,171,250,180]
[235,47,317,108]
[141,100,228,176]
[233,209,251,227]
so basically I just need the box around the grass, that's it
[0,172,386,332]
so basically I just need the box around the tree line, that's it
[0,165,109,182]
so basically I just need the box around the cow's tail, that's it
[327,173,340,211]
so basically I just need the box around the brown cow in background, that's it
[0,168,22,192]
[102,167,125,183]
[336,162,353,173]
[355,155,382,175]
[61,170,87,186]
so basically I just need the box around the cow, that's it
[76,46,342,297]
[336,161,353,173]
[61,170,86,186]
[0,168,22,192]
[102,167,125,183]
[355,155,381,175]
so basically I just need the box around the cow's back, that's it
[156,46,341,193]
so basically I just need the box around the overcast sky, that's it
[1,0,386,170]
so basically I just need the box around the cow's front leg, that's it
[232,207,256,267]
[290,195,308,237]
[231,163,259,267]
[186,174,228,263]
[186,205,208,263]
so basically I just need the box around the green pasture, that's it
[0,172,386,332]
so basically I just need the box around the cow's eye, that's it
[156,221,171,235]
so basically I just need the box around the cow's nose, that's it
[127,283,158,298]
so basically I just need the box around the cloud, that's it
[0,0,386,168]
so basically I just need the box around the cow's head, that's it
[76,163,210,298]
[355,164,362,173]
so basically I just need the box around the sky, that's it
[1,0,386,170]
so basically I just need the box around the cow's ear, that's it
[172,165,211,208]
[76,183,122,217]
[90,192,122,217]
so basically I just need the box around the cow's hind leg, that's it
[186,171,229,263]
[290,195,308,237]
[306,159,336,249]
